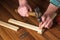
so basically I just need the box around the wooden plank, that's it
[0,21,19,31]
[8,18,45,34]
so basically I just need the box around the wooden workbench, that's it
[0,0,60,40]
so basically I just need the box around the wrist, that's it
[19,0,27,6]
[43,13,55,18]
[43,13,52,18]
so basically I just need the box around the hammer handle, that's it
[15,9,35,16]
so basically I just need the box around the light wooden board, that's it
[0,21,19,31]
[8,18,43,34]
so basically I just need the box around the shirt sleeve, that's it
[50,0,60,7]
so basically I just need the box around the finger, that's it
[46,22,53,29]
[45,19,53,29]
[41,16,45,22]
[39,22,43,29]
[27,5,32,12]
[29,7,32,12]
[48,22,53,29]
[28,6,32,12]
[40,17,50,29]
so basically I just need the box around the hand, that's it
[39,14,53,29]
[39,3,58,29]
[18,4,32,17]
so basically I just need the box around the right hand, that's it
[18,4,32,17]
[39,14,53,29]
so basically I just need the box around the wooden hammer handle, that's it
[15,9,36,16]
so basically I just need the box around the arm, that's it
[39,0,59,29]
[44,0,60,15]
[44,3,58,15]
[18,0,27,6]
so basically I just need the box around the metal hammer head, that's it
[34,7,42,22]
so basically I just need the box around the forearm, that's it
[44,3,58,15]
[18,0,27,6]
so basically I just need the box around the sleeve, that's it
[50,0,60,7]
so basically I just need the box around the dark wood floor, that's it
[0,0,60,40]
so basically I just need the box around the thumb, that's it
[29,7,32,12]
[27,4,32,12]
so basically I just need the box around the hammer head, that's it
[34,7,42,22]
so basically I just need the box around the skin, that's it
[18,0,32,17]
[39,3,58,29]
[18,0,58,29]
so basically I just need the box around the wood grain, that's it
[0,21,19,31]
[0,0,60,40]
[0,35,3,40]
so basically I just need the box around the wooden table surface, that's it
[0,0,60,40]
